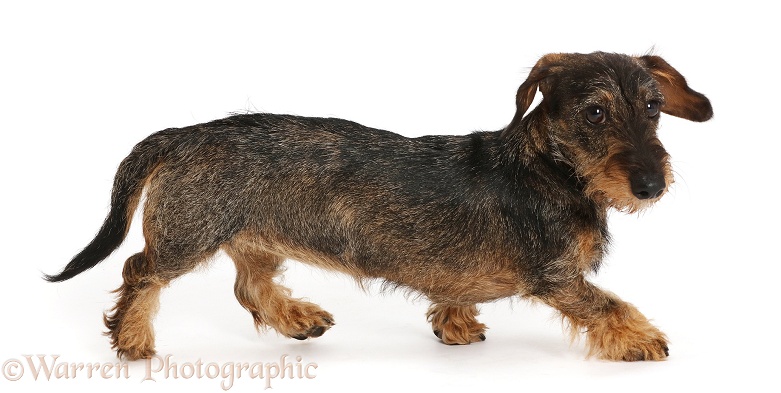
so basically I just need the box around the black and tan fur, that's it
[46,52,712,361]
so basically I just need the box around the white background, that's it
[1,1,778,392]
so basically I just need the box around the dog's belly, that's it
[230,226,521,304]
[392,268,522,304]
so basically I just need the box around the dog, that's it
[46,52,712,361]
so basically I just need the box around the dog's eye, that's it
[646,100,661,118]
[584,106,606,125]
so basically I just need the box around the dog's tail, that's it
[44,132,175,282]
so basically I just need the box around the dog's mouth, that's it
[605,190,665,213]
[583,168,673,213]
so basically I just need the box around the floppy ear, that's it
[638,55,713,122]
[503,54,563,134]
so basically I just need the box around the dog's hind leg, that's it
[104,251,167,360]
[223,238,335,341]
[104,239,216,359]
[427,303,487,345]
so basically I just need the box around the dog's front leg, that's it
[540,276,668,361]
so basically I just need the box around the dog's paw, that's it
[614,336,669,361]
[280,301,335,340]
[427,304,487,345]
[433,329,486,345]
[585,305,669,361]
[291,316,334,340]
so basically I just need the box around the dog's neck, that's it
[496,110,607,214]
[499,107,548,165]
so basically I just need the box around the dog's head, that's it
[503,52,712,212]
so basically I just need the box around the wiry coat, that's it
[47,52,712,361]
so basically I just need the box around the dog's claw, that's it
[289,314,333,340]
[308,325,326,338]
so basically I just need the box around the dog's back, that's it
[134,113,527,295]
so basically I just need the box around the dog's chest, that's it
[570,225,608,273]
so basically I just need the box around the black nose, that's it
[630,173,666,200]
